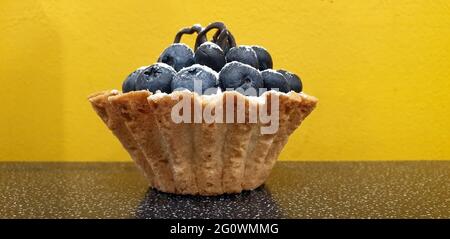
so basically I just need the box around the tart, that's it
[89,22,317,195]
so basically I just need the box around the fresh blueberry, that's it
[225,46,259,69]
[122,66,146,93]
[277,69,303,92]
[194,42,226,72]
[158,43,195,71]
[251,46,273,71]
[261,70,290,93]
[135,63,176,93]
[171,64,218,94]
[219,61,263,96]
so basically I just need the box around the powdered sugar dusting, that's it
[151,62,177,73]
[110,89,120,95]
[189,64,219,78]
[148,90,169,100]
[250,45,268,51]
[261,69,282,75]
[223,61,255,71]
[199,42,223,52]
[148,88,287,102]
[172,43,190,47]
[240,45,254,52]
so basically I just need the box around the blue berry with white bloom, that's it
[135,63,176,93]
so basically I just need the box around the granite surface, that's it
[0,161,449,219]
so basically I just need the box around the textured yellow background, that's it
[1,0,449,161]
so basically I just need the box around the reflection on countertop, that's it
[0,161,449,218]
[136,186,282,219]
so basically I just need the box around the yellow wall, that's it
[1,0,449,161]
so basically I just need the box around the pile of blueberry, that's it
[122,22,302,96]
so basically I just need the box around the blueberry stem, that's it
[174,24,206,44]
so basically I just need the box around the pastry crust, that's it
[88,90,155,186]
[108,91,175,193]
[242,93,279,190]
[258,92,317,187]
[89,90,317,195]
[220,91,254,193]
[147,91,199,195]
[192,95,227,195]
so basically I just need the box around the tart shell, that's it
[89,90,317,195]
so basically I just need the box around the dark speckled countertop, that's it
[0,161,449,219]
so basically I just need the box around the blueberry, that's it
[171,64,218,94]
[251,46,273,71]
[277,69,303,92]
[261,70,290,93]
[122,66,146,93]
[194,42,226,72]
[219,61,263,96]
[225,46,259,69]
[135,63,176,93]
[158,43,195,71]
